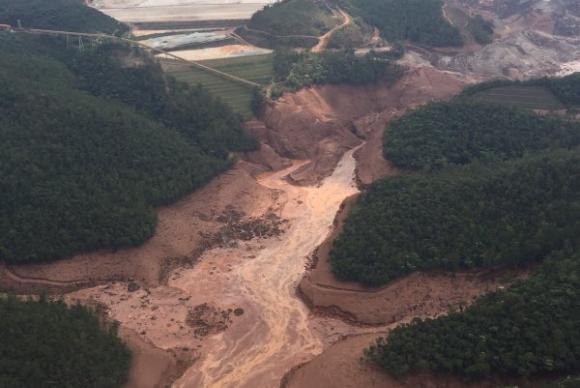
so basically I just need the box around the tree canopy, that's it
[0,296,130,388]
[340,0,463,47]
[272,48,403,95]
[383,101,580,170]
[247,0,338,38]
[0,34,255,264]
[330,150,580,285]
[366,249,580,378]
[0,0,128,34]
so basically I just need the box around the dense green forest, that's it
[0,34,255,264]
[461,73,580,108]
[340,0,463,47]
[65,44,256,156]
[330,150,580,285]
[0,0,128,34]
[0,296,130,388]
[246,0,338,38]
[366,249,580,379]
[272,48,403,94]
[467,15,494,44]
[383,101,580,170]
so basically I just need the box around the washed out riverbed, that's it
[66,148,380,387]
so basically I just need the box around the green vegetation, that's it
[272,48,404,93]
[247,0,338,38]
[0,296,130,388]
[366,249,580,378]
[462,73,580,109]
[542,375,580,388]
[328,79,580,382]
[340,0,462,47]
[468,85,564,110]
[383,101,580,170]
[65,44,256,155]
[0,33,255,264]
[330,150,580,285]
[468,14,494,44]
[161,54,273,118]
[0,0,128,34]
[327,18,373,49]
[200,54,274,86]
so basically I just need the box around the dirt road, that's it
[173,149,360,387]
[312,8,352,53]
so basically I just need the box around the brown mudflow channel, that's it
[173,149,361,387]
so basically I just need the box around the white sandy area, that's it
[131,28,224,36]
[557,60,580,76]
[157,44,271,60]
[94,0,274,7]
[99,4,268,22]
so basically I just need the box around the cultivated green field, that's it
[470,85,565,110]
[161,54,273,118]
[200,54,274,85]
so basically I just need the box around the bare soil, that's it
[284,334,498,388]
[1,164,274,293]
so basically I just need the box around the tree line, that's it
[327,86,580,383]
[271,48,404,96]
[0,33,255,264]
[366,249,580,379]
[330,149,580,285]
[0,0,128,35]
[0,296,130,388]
[383,100,580,170]
[340,0,463,47]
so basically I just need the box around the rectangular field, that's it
[161,54,273,118]
[470,86,564,111]
[199,54,274,85]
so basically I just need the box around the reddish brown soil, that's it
[353,67,467,185]
[299,193,525,325]
[120,327,193,388]
[284,334,498,388]
[1,163,275,293]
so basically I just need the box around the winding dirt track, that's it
[311,7,352,53]
[174,149,360,388]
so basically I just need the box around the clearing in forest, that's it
[161,54,273,117]
[470,85,565,110]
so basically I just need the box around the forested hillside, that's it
[367,249,580,378]
[0,0,128,34]
[0,34,255,264]
[383,101,580,170]
[246,0,338,38]
[329,79,580,383]
[0,296,130,388]
[272,48,403,94]
[330,150,580,285]
[340,0,463,47]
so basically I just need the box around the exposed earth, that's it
[3,0,580,387]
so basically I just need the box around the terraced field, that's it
[470,85,565,110]
[161,54,273,118]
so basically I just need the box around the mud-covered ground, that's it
[3,0,580,386]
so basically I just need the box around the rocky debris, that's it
[127,280,140,292]
[186,303,232,338]
[435,30,580,78]
[199,206,287,249]
[159,255,197,284]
